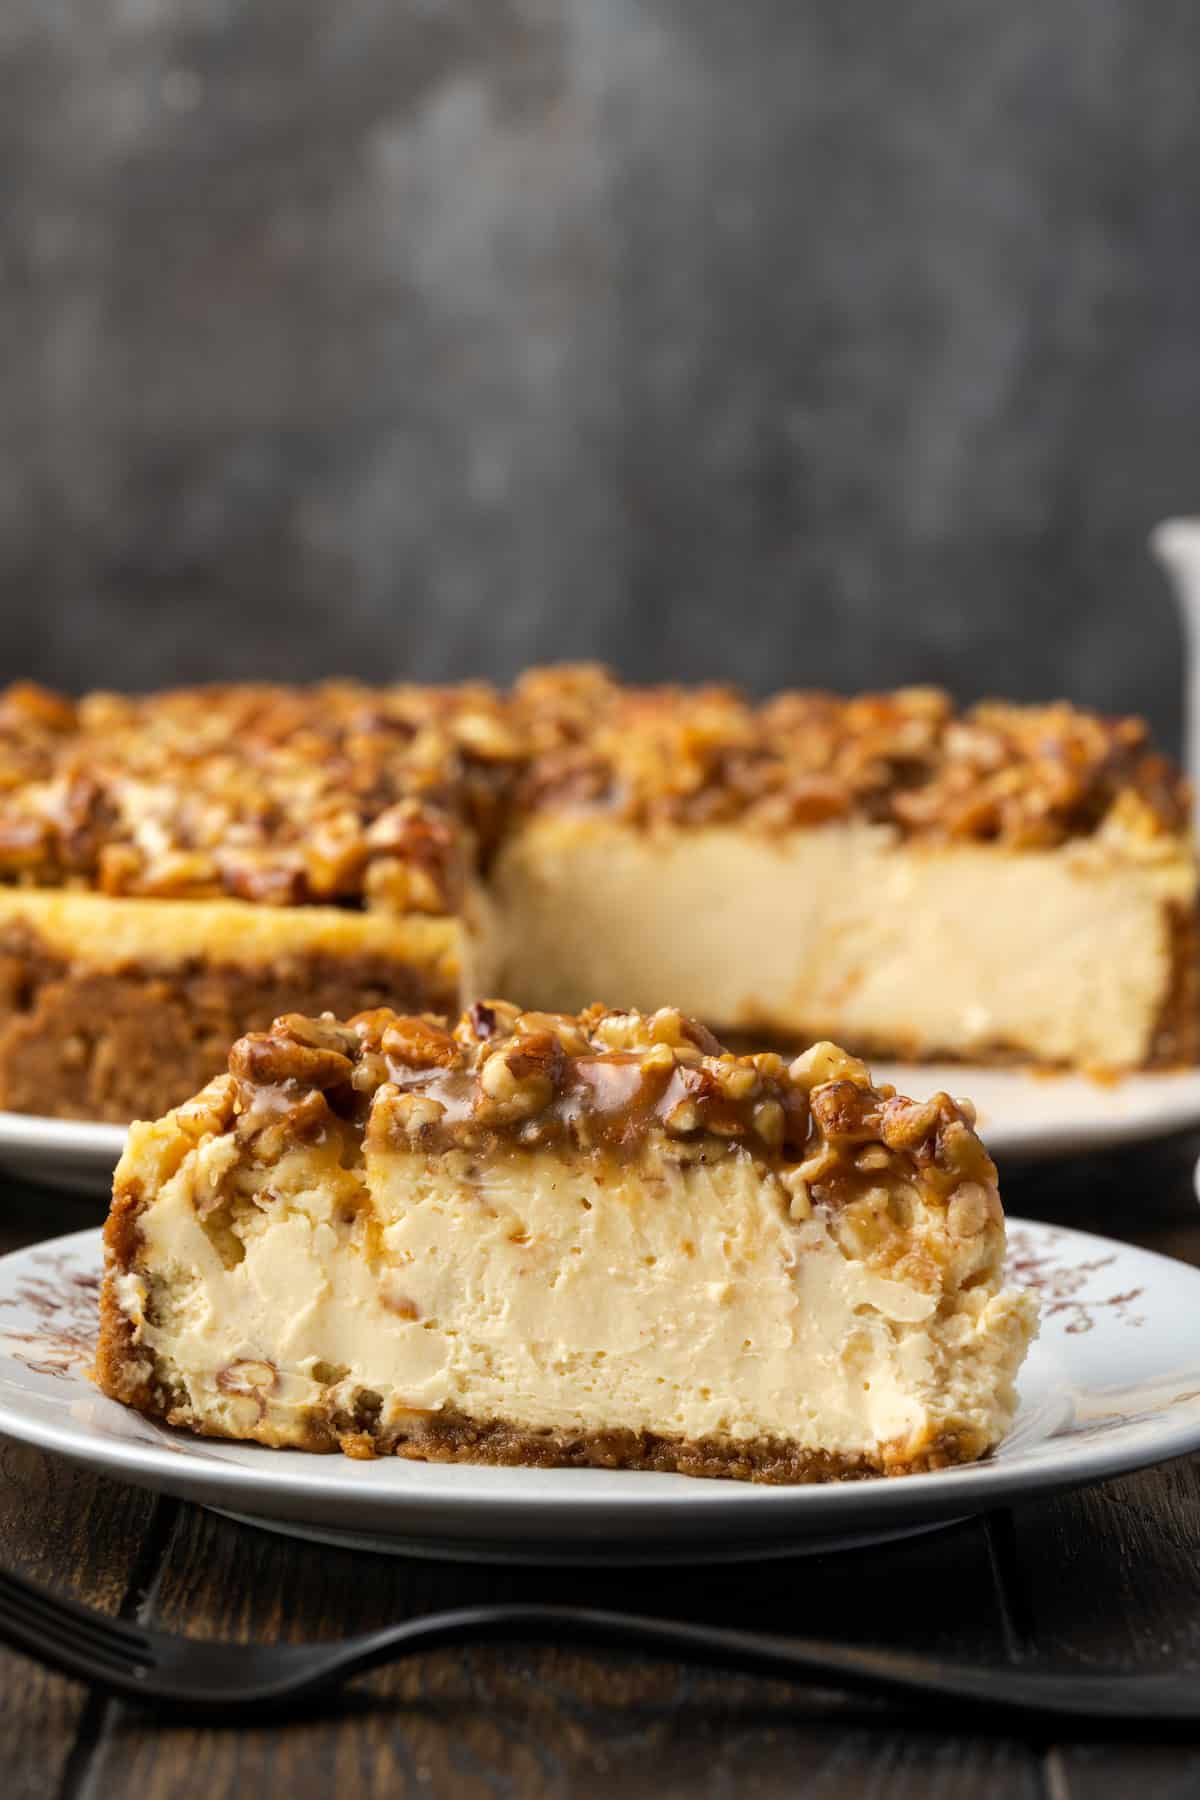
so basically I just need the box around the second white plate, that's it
[0,1111,128,1195]
[873,1062,1200,1160]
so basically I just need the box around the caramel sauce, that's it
[225,1003,997,1218]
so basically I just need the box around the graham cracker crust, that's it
[0,922,455,1122]
[1150,900,1200,1067]
[374,1407,986,1483]
[91,1351,988,1485]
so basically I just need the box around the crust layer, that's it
[350,1408,988,1480]
[1154,900,1200,1066]
[95,1380,989,1482]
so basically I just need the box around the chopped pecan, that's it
[229,1030,354,1092]
[380,1017,459,1069]
[809,1080,884,1144]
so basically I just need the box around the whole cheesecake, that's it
[0,668,1192,1121]
[96,1003,1037,1481]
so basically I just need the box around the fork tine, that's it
[0,1599,146,1676]
[0,1591,145,1683]
[0,1569,150,1661]
[0,1568,147,1651]
[0,1567,151,1644]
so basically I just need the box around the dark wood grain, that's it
[82,1508,1039,1799]
[0,1454,169,1800]
[990,1134,1200,1797]
[0,1177,162,1800]
[2,1134,1200,1797]
[995,1459,1200,1798]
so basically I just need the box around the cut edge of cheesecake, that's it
[0,888,470,1122]
[487,816,1200,1070]
[96,1002,1038,1484]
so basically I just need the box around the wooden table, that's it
[4,1136,1200,1800]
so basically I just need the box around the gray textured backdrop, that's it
[3,1,1200,749]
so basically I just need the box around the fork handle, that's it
[305,1604,1200,1726]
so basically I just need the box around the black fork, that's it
[1,1563,1197,1723]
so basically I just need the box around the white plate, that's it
[0,1221,1197,1564]
[3,1066,1200,1201]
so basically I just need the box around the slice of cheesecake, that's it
[96,1003,1037,1482]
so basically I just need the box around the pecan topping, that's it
[511,668,1186,846]
[0,669,1181,905]
[222,1002,999,1227]
[379,1017,458,1069]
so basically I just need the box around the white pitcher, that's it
[1151,519,1200,829]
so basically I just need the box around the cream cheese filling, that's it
[485,818,1196,1066]
[123,1136,1035,1457]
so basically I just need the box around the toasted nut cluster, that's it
[0,669,1183,903]
[229,1029,355,1094]
[513,667,1187,846]
[222,1003,1001,1229]
[789,1041,872,1090]
[375,1088,448,1139]
[587,1006,723,1058]
[0,680,516,909]
[477,1033,562,1122]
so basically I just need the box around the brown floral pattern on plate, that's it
[1006,1226,1145,1333]
[0,1250,100,1377]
